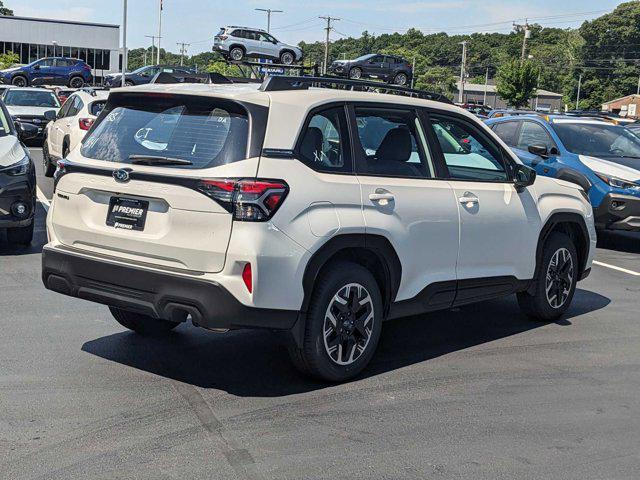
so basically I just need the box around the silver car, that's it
[213,26,303,65]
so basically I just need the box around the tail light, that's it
[83,64,92,71]
[79,118,94,130]
[217,35,228,40]
[198,178,288,221]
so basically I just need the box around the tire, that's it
[279,51,295,65]
[43,141,56,177]
[69,76,85,88]
[392,72,409,86]
[288,262,383,382]
[349,67,362,80]
[7,222,34,246]
[109,307,180,336]
[124,80,135,87]
[517,232,578,321]
[229,47,245,62]
[11,75,28,87]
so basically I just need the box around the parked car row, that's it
[0,57,93,88]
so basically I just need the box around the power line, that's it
[176,42,190,65]
[255,8,284,33]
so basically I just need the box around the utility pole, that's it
[576,73,582,110]
[176,42,190,66]
[319,15,340,75]
[145,35,159,66]
[513,20,531,64]
[458,40,468,104]
[483,66,489,105]
[122,0,128,87]
[255,8,283,33]
[636,74,640,95]
[411,56,416,89]
[157,0,163,65]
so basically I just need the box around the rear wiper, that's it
[129,155,193,166]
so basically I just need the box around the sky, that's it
[9,0,628,54]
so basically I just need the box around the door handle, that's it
[369,191,395,204]
[458,192,479,205]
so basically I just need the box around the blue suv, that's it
[486,114,640,231]
[0,57,93,88]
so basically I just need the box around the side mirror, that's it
[514,164,536,190]
[15,121,39,141]
[528,144,549,158]
[33,64,40,70]
[44,110,57,122]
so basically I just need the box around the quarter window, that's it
[354,107,434,178]
[298,107,349,173]
[431,115,509,181]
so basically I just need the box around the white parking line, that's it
[36,186,50,212]
[593,260,640,277]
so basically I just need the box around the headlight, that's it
[0,155,30,176]
[594,172,640,191]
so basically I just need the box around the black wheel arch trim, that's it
[299,233,402,315]
[532,212,590,290]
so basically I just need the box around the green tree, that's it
[0,52,18,69]
[0,1,13,15]
[496,59,540,108]
[416,66,457,98]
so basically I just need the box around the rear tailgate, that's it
[49,89,268,273]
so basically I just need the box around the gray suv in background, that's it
[213,26,303,65]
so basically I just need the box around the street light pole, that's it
[157,0,163,64]
[122,0,128,87]
[458,40,468,104]
[255,8,284,33]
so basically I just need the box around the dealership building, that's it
[0,15,121,81]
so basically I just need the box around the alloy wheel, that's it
[281,52,294,65]
[394,73,408,85]
[545,247,574,309]
[349,68,362,79]
[230,48,244,61]
[12,76,27,87]
[323,283,375,366]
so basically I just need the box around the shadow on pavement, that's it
[597,230,640,254]
[82,288,610,397]
[0,204,47,256]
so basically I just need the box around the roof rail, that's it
[259,76,452,104]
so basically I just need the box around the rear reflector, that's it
[242,263,252,293]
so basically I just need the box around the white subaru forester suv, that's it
[42,77,596,382]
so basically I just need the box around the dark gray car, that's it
[328,54,413,85]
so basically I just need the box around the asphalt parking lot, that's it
[1,147,639,479]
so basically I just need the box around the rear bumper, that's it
[594,192,640,231]
[41,247,299,331]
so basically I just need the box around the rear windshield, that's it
[4,89,60,108]
[90,100,106,117]
[81,93,249,169]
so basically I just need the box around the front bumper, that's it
[594,192,640,230]
[0,170,36,228]
[42,247,299,330]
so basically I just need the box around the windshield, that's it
[130,66,151,75]
[553,121,640,161]
[354,54,375,62]
[4,90,60,108]
[80,93,249,169]
[0,106,11,138]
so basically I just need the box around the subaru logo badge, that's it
[113,169,130,183]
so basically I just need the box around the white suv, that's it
[42,89,108,176]
[42,78,596,382]
[214,26,303,65]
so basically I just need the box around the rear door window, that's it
[491,121,519,147]
[81,93,249,169]
[297,106,351,173]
